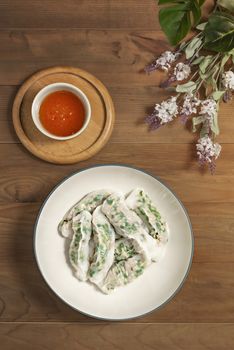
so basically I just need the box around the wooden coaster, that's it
[12,66,115,164]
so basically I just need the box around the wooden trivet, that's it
[12,66,115,164]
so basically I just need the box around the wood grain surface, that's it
[0,0,233,348]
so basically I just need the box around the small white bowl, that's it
[31,82,91,140]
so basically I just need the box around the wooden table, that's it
[0,1,233,348]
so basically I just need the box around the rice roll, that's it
[126,188,169,244]
[58,189,112,238]
[114,238,137,262]
[69,210,92,281]
[99,254,146,294]
[88,206,115,284]
[102,194,163,262]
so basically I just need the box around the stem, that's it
[207,53,220,72]
[203,53,221,78]
[213,0,222,12]
[190,70,199,81]
[176,54,222,98]
[178,31,203,53]
[196,78,203,90]
[189,41,205,64]
[214,55,225,84]
[218,67,224,90]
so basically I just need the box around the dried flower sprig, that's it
[196,135,221,174]
[145,0,234,173]
[222,70,234,91]
[145,96,178,129]
[145,51,180,73]
[180,94,201,124]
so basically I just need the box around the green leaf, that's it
[230,48,234,64]
[179,41,187,50]
[159,5,191,46]
[192,116,204,132]
[211,112,220,136]
[212,91,225,101]
[196,22,208,30]
[204,12,234,52]
[217,0,234,12]
[206,75,217,90]
[192,102,220,137]
[199,55,213,73]
[220,54,231,68]
[211,66,219,78]
[176,81,197,93]
[192,55,205,65]
[158,0,204,45]
[199,71,207,80]
[200,123,209,138]
[185,37,202,59]
[191,1,201,26]
[201,66,219,82]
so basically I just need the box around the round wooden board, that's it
[12,66,115,164]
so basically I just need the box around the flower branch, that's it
[144,0,234,173]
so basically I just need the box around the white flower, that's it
[156,51,180,71]
[181,94,201,116]
[154,96,178,124]
[199,98,217,125]
[174,62,191,81]
[222,71,234,90]
[200,99,217,116]
[196,135,221,163]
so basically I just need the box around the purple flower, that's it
[180,94,201,124]
[196,135,221,173]
[146,97,178,130]
[145,111,162,130]
[222,71,234,90]
[199,98,218,130]
[160,62,191,88]
[145,51,180,73]
[223,90,233,103]
[173,62,191,81]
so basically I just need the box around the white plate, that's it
[34,165,193,320]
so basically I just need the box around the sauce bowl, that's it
[31,82,91,140]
